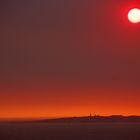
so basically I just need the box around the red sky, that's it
[0,0,140,119]
[0,83,140,119]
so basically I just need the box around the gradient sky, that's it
[1,0,140,119]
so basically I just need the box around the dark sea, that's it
[0,123,140,140]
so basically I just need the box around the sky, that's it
[0,0,140,119]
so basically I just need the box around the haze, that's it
[0,0,140,119]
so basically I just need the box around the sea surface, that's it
[0,123,140,140]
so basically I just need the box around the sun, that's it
[128,8,140,23]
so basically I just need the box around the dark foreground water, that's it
[0,123,140,140]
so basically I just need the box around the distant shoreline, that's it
[2,115,140,123]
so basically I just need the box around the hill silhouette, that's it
[36,115,140,123]
[6,115,140,123]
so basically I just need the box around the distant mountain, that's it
[6,115,140,123]
[37,115,140,123]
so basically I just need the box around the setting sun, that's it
[128,8,140,23]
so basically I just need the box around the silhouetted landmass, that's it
[5,115,140,123]
[43,115,140,123]
[34,115,140,123]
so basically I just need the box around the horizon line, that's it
[0,114,140,121]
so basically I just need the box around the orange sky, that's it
[0,85,140,120]
[1,0,140,120]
